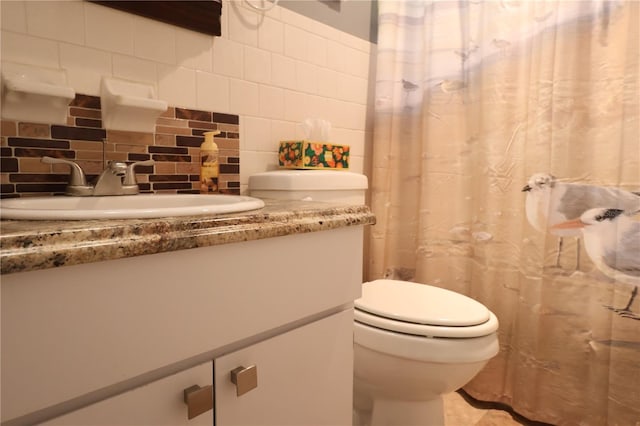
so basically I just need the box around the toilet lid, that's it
[355,280,491,327]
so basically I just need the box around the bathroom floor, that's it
[443,391,534,426]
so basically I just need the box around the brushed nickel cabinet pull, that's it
[183,384,214,420]
[230,365,258,396]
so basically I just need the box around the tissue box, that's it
[278,141,350,169]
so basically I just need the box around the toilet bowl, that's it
[353,279,499,426]
[247,170,499,426]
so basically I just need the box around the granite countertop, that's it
[0,199,376,275]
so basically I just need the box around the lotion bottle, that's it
[200,130,220,193]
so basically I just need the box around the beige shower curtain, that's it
[367,1,639,425]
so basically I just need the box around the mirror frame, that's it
[90,1,222,36]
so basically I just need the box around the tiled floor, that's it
[443,391,533,426]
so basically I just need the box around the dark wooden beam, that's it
[90,1,222,36]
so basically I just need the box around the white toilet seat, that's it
[355,279,499,338]
[354,308,499,338]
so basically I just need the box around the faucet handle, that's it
[42,156,93,196]
[123,159,155,186]
[42,156,88,186]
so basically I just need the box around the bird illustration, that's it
[401,79,419,109]
[492,38,511,56]
[436,80,467,103]
[553,208,640,320]
[438,79,466,93]
[522,173,640,268]
[402,79,419,91]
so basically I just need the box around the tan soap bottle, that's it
[200,130,220,193]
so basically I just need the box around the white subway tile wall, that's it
[0,0,373,190]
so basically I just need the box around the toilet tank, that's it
[248,170,368,204]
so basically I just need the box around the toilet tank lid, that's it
[248,170,368,191]
[355,279,491,327]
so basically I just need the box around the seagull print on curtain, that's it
[522,173,640,267]
[523,173,640,319]
[553,208,640,320]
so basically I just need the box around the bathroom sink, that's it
[0,194,265,220]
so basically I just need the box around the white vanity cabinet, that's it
[41,363,214,426]
[1,226,363,425]
[39,310,353,426]
[215,309,353,426]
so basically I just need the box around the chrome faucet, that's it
[93,161,128,195]
[42,156,154,196]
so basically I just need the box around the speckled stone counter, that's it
[0,199,375,275]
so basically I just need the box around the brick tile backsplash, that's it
[0,94,240,198]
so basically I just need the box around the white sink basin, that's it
[0,194,265,220]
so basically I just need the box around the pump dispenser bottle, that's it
[200,130,220,193]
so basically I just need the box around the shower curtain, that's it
[367,1,639,425]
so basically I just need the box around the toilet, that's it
[248,170,500,426]
[353,279,499,426]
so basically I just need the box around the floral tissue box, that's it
[278,140,350,169]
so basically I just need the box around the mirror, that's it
[90,1,222,36]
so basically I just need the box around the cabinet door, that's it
[215,309,353,426]
[41,362,213,426]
